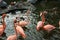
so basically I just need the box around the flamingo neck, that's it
[41,13,45,28]
[41,13,45,23]
[14,22,18,36]
[2,17,5,24]
[2,17,6,31]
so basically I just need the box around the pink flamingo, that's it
[14,17,29,27]
[36,12,45,31]
[17,9,30,27]
[14,18,27,38]
[7,10,30,40]
[7,19,18,40]
[0,13,6,36]
[7,19,26,40]
[36,11,56,32]
[16,25,26,38]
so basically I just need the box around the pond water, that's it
[0,10,44,40]
[0,10,60,40]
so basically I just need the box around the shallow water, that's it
[0,10,44,40]
[0,10,60,40]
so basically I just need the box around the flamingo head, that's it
[40,11,47,16]
[2,13,7,18]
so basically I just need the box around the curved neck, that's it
[2,18,6,31]
[14,24,17,40]
[41,13,45,23]
[2,18,5,24]
[14,22,17,36]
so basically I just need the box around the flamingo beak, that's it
[40,12,43,16]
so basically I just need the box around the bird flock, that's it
[0,10,57,40]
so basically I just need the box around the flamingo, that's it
[14,20,26,38]
[6,18,18,40]
[36,12,45,31]
[16,25,26,38]
[14,17,29,27]
[36,11,56,32]
[7,19,26,40]
[16,9,30,27]
[0,13,6,36]
[7,10,30,40]
[7,20,18,40]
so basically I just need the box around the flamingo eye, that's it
[40,13,43,16]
